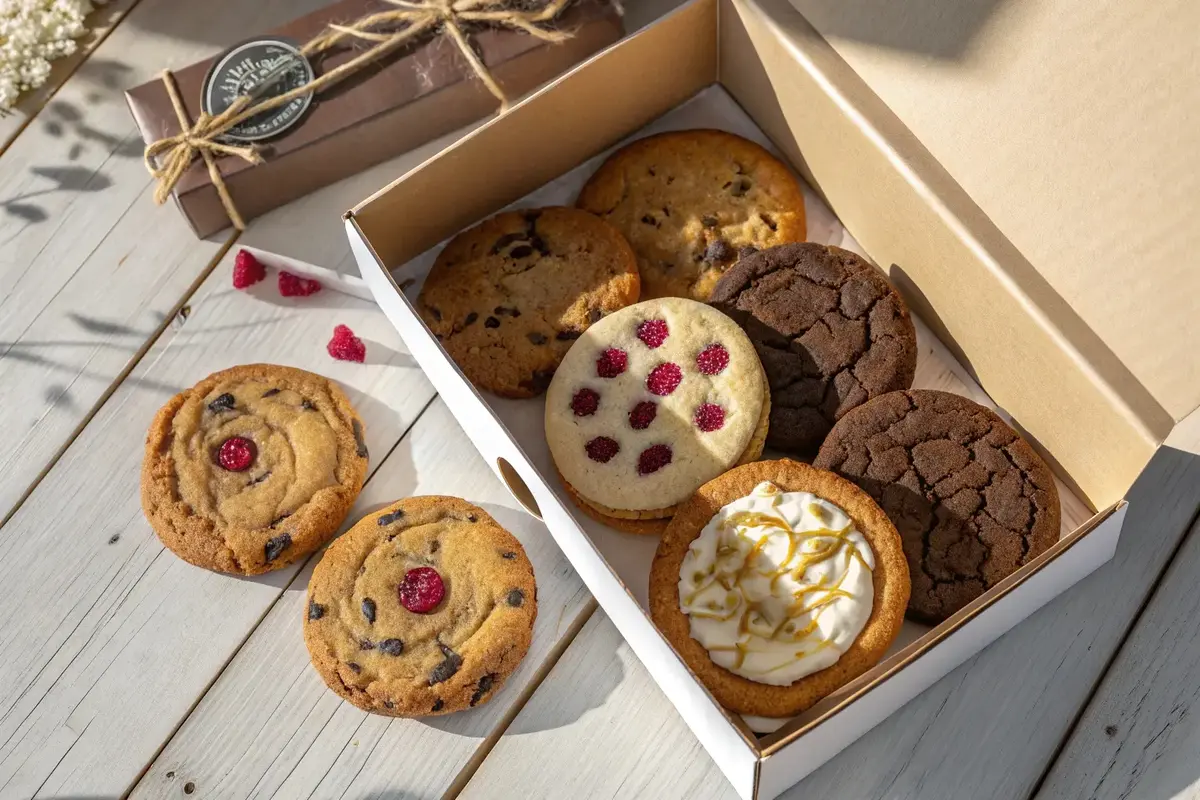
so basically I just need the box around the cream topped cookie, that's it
[649,460,909,717]
[679,481,875,685]
[545,297,768,526]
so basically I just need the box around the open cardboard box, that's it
[344,0,1170,796]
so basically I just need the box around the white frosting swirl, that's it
[678,481,875,685]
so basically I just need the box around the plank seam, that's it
[1029,502,1200,798]
[0,232,239,536]
[441,596,601,800]
[122,392,440,798]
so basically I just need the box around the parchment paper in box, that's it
[385,86,1095,732]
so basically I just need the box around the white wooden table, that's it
[3,2,1199,798]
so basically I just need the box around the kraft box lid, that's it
[791,0,1200,427]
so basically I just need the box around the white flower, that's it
[1,0,108,110]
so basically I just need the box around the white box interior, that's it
[385,86,1095,733]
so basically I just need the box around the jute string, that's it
[144,0,572,230]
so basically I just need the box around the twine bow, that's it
[144,0,573,230]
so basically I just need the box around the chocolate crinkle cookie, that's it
[814,389,1061,623]
[710,242,917,456]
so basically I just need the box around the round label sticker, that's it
[201,37,315,143]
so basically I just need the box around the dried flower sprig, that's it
[0,0,106,111]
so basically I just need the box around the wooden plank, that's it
[1035,514,1200,799]
[1034,414,1200,799]
[461,610,734,800]
[0,246,435,799]
[129,398,592,800]
[461,446,1200,799]
[0,0,335,528]
[0,0,140,153]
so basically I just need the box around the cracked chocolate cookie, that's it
[141,364,368,575]
[576,129,806,301]
[417,206,639,398]
[304,496,537,716]
[813,389,1061,623]
[711,243,918,456]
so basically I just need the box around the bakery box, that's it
[344,0,1170,797]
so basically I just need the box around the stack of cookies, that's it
[410,128,1064,720]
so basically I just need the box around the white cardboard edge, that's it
[347,214,1129,800]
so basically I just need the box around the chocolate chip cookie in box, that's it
[127,0,623,237]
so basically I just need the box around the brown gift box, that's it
[125,0,623,238]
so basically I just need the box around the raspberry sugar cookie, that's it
[545,298,769,534]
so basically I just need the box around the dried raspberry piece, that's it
[571,388,600,416]
[636,319,669,349]
[399,567,445,613]
[693,403,725,432]
[596,348,628,378]
[232,249,266,289]
[278,270,322,297]
[628,401,657,430]
[637,444,673,475]
[327,324,366,362]
[585,436,620,463]
[646,362,682,396]
[696,343,730,375]
[217,436,256,472]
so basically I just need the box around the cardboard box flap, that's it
[789,0,1200,424]
[348,0,1164,509]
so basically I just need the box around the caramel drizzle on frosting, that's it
[687,507,872,670]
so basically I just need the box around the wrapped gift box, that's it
[126,0,623,237]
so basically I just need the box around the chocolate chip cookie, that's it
[304,497,537,716]
[417,207,639,398]
[711,243,917,456]
[544,297,769,533]
[649,459,909,717]
[576,129,806,301]
[813,389,1061,623]
[141,364,368,575]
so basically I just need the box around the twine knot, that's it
[144,0,573,231]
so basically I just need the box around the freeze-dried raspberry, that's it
[327,324,366,362]
[637,444,672,475]
[399,567,445,614]
[636,319,669,349]
[585,436,620,463]
[571,388,600,416]
[696,343,729,375]
[596,348,628,378]
[217,437,256,471]
[628,401,657,430]
[232,249,266,289]
[646,362,682,396]
[693,403,725,432]
[278,270,322,297]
